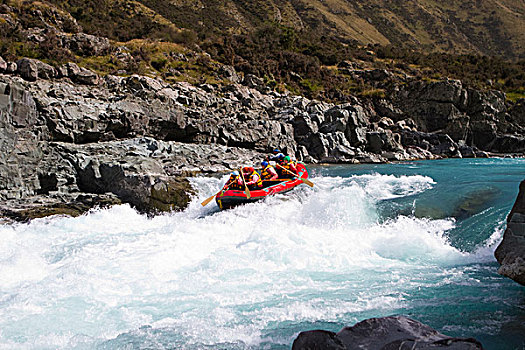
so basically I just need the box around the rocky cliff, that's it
[0,53,523,220]
[495,180,525,286]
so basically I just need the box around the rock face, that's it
[0,54,523,220]
[495,180,525,286]
[385,80,525,155]
[292,316,483,350]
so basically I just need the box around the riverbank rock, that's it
[495,180,525,286]
[389,79,522,154]
[1,58,524,221]
[292,316,483,349]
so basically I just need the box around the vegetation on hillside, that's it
[46,0,525,60]
[1,0,524,102]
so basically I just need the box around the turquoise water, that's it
[0,158,524,349]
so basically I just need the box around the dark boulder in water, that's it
[495,180,525,286]
[293,330,346,350]
[292,316,483,349]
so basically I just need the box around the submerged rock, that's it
[495,180,525,286]
[292,316,483,349]
[452,187,501,220]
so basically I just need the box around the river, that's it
[1,158,524,349]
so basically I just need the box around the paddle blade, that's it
[201,194,215,206]
[301,178,314,187]
[245,189,251,199]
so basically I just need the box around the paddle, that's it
[239,168,251,199]
[276,163,314,187]
[201,191,220,206]
[201,177,235,206]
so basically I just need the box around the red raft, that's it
[215,163,310,209]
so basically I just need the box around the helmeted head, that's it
[284,156,291,161]
[261,161,269,167]
[232,170,239,176]
[273,148,280,154]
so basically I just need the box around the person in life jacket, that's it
[268,148,285,164]
[222,170,244,191]
[260,160,278,180]
[280,156,298,177]
[268,148,286,176]
[243,166,263,190]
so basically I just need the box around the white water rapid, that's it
[0,172,498,349]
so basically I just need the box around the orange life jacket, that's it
[282,160,297,173]
[226,175,243,190]
[260,165,277,180]
[248,170,263,187]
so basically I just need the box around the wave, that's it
[0,172,503,349]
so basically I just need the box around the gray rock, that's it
[400,130,460,157]
[16,58,57,81]
[495,180,525,286]
[36,61,57,80]
[0,66,523,221]
[244,74,264,89]
[65,32,111,56]
[66,62,82,76]
[74,68,99,85]
[490,134,525,154]
[389,78,514,154]
[6,61,17,74]
[0,56,6,72]
[293,330,345,350]
[219,65,242,83]
[293,316,483,350]
[16,58,38,81]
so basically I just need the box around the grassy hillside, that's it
[41,0,525,60]
[1,0,524,102]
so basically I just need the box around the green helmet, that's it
[284,156,291,161]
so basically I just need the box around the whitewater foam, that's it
[0,171,508,349]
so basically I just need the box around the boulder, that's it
[6,61,17,74]
[65,33,111,56]
[0,56,6,72]
[62,62,82,78]
[16,58,57,81]
[74,68,100,85]
[244,74,265,89]
[36,61,57,80]
[219,65,242,83]
[293,316,483,350]
[56,62,100,85]
[16,58,38,81]
[490,135,525,154]
[293,330,345,350]
[401,130,460,157]
[495,180,525,286]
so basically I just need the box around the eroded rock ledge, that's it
[292,316,483,350]
[495,180,525,286]
[1,56,524,220]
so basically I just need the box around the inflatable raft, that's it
[215,163,310,209]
